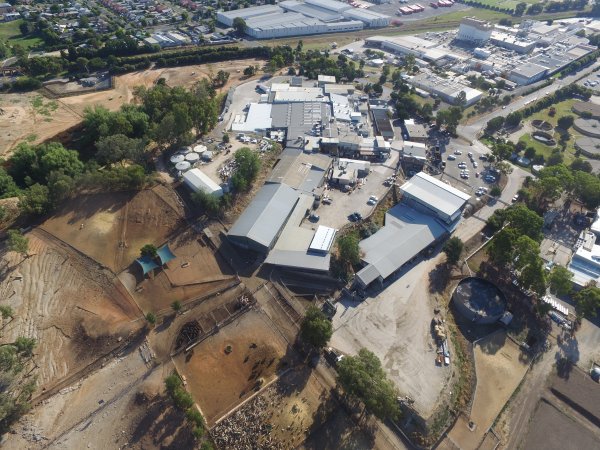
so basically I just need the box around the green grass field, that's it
[517,99,580,165]
[0,19,44,52]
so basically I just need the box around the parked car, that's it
[447,154,456,161]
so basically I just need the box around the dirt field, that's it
[523,399,599,450]
[0,59,262,156]
[0,231,142,394]
[0,92,81,156]
[447,330,529,449]
[41,186,185,273]
[173,309,291,426]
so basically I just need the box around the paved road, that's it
[457,60,600,145]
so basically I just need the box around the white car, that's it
[447,154,456,161]
[454,150,462,155]
[369,195,379,202]
[473,162,478,168]
[458,162,467,169]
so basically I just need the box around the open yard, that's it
[41,186,185,273]
[173,309,292,426]
[447,330,529,449]
[523,399,599,450]
[331,255,451,419]
[0,230,142,394]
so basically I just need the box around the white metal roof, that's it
[309,226,337,253]
[400,172,470,218]
[183,168,223,197]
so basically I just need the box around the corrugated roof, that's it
[358,204,446,282]
[183,168,223,195]
[309,226,337,252]
[400,172,470,218]
[228,183,299,249]
[265,249,331,272]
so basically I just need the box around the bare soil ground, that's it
[3,346,176,450]
[0,59,262,156]
[447,330,529,449]
[523,399,599,450]
[0,92,81,156]
[61,58,262,116]
[173,309,292,426]
[41,186,185,273]
[0,231,142,394]
[163,228,234,285]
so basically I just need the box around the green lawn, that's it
[0,19,44,52]
[516,99,581,165]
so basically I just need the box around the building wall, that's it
[457,23,492,43]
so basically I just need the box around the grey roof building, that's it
[400,172,470,228]
[227,183,299,253]
[355,205,446,288]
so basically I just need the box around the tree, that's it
[515,2,527,15]
[7,230,29,258]
[243,65,256,77]
[557,115,574,130]
[506,204,544,242]
[574,286,600,319]
[300,306,333,349]
[231,147,260,192]
[337,234,360,267]
[442,237,464,266]
[0,305,14,320]
[14,337,36,357]
[455,91,467,108]
[570,158,592,173]
[548,266,573,296]
[95,134,145,165]
[489,228,518,267]
[19,184,50,215]
[140,244,158,258]
[171,300,182,313]
[222,133,230,144]
[145,312,157,325]
[524,147,536,160]
[485,116,505,135]
[504,111,522,128]
[232,17,247,34]
[337,349,400,421]
[191,190,220,216]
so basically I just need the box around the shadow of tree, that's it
[428,263,450,294]
[555,332,580,380]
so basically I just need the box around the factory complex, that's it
[217,0,390,39]
[366,17,598,94]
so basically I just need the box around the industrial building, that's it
[216,0,389,39]
[370,107,395,140]
[400,141,427,173]
[366,35,463,65]
[399,172,470,228]
[354,172,470,289]
[456,17,493,44]
[355,204,446,288]
[182,168,223,197]
[568,231,600,288]
[409,73,483,106]
[227,183,299,253]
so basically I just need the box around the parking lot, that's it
[370,1,470,22]
[576,72,600,94]
[314,150,400,230]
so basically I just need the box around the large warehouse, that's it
[217,0,389,39]
[399,172,471,229]
[227,183,299,253]
[355,204,446,288]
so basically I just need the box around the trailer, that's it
[413,3,425,11]
[400,6,413,14]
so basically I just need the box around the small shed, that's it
[183,168,223,197]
